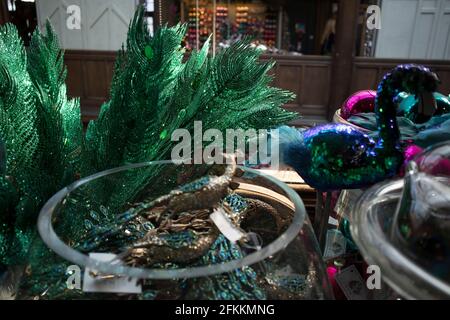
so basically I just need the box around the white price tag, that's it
[210,207,245,243]
[83,253,142,294]
[323,229,347,259]
[335,265,369,300]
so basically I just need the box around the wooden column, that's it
[327,0,360,120]
[0,0,9,25]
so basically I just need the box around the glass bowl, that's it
[350,143,450,299]
[18,161,333,300]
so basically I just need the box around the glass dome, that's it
[350,142,450,299]
[16,161,333,300]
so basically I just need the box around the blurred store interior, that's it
[1,0,449,126]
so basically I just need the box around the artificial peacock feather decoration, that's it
[0,6,296,273]
[0,22,85,265]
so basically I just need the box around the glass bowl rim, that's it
[38,161,307,280]
[350,178,450,299]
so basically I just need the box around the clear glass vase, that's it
[17,162,333,300]
[350,142,450,299]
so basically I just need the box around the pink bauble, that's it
[400,144,450,176]
[340,90,377,120]
[404,144,423,162]
[399,145,423,176]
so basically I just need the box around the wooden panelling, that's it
[65,50,450,127]
[350,67,378,92]
[302,66,330,110]
[275,65,302,104]
[261,55,332,126]
[65,59,84,97]
[65,50,116,122]
[328,0,360,120]
[351,57,450,93]
[0,0,9,25]
[84,60,109,97]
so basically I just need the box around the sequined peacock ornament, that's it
[0,6,296,277]
[280,64,440,191]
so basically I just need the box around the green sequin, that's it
[144,45,154,60]
[159,129,168,140]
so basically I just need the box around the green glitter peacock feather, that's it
[0,6,296,269]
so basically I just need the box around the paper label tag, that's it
[83,253,142,294]
[335,265,369,300]
[334,189,364,219]
[210,207,245,243]
[328,216,339,226]
[323,229,347,259]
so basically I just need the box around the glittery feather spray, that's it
[0,6,297,269]
[0,22,85,265]
[84,7,296,209]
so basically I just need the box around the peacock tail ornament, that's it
[0,6,297,267]
[280,64,440,191]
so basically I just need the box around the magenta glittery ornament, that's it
[404,144,423,162]
[399,144,423,176]
[400,144,450,177]
[414,146,450,176]
[340,90,376,120]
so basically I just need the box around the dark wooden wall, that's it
[65,50,116,122]
[0,0,9,25]
[328,0,360,120]
[65,50,450,126]
[260,55,332,126]
[351,57,450,94]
